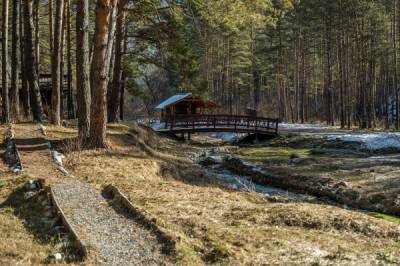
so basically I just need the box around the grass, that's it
[0,126,81,265]
[237,147,310,161]
[367,212,400,223]
[0,175,78,265]
[45,123,400,265]
[234,135,400,218]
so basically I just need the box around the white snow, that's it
[325,133,400,151]
[52,151,65,166]
[150,121,166,130]
[279,123,340,130]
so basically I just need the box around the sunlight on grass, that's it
[237,147,310,161]
[367,212,400,223]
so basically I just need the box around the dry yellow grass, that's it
[0,126,80,265]
[46,123,400,265]
[0,176,73,265]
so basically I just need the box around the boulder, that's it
[199,156,223,166]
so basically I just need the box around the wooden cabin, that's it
[156,93,217,122]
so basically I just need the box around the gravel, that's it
[52,181,171,265]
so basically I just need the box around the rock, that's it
[57,166,69,176]
[26,180,38,190]
[39,124,47,136]
[199,156,222,166]
[223,156,255,176]
[52,151,65,166]
[24,191,37,199]
[49,253,63,261]
[51,226,65,235]
[12,167,22,174]
[333,181,349,189]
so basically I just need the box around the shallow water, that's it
[367,153,400,161]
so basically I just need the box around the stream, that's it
[189,146,315,201]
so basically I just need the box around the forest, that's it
[2,0,400,145]
[1,1,400,265]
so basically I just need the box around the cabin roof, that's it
[155,93,193,110]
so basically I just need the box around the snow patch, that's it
[52,151,65,166]
[325,133,400,151]
[150,121,166,130]
[280,123,340,130]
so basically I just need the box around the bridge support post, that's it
[188,133,191,141]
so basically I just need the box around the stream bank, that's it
[190,131,400,219]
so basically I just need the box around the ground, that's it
[233,134,400,216]
[0,127,78,265]
[41,123,400,265]
[0,123,399,265]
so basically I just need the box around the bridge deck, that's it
[155,114,279,136]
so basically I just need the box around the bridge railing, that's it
[165,114,279,133]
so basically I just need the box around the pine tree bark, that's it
[20,1,30,118]
[89,0,112,148]
[66,0,74,119]
[51,0,64,125]
[108,0,127,123]
[76,0,91,139]
[10,0,20,121]
[49,0,53,54]
[34,0,40,76]
[59,2,67,117]
[394,0,399,129]
[23,0,44,121]
[119,26,128,121]
[2,0,10,123]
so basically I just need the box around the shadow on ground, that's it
[0,178,82,263]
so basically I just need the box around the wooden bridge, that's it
[156,114,279,137]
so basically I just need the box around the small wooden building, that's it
[156,93,217,122]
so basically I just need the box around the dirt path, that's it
[52,181,170,265]
[13,123,64,180]
[12,124,172,265]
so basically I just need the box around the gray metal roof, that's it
[155,93,192,110]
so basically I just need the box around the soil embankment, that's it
[222,133,400,217]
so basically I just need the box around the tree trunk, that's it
[119,25,128,121]
[66,0,75,119]
[2,0,10,123]
[76,0,91,139]
[10,0,20,121]
[23,0,44,121]
[89,0,112,148]
[20,1,30,118]
[59,2,67,118]
[394,0,399,129]
[34,0,40,76]
[50,0,64,125]
[108,0,126,123]
[49,0,53,54]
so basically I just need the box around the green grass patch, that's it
[367,212,400,223]
[237,147,310,161]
